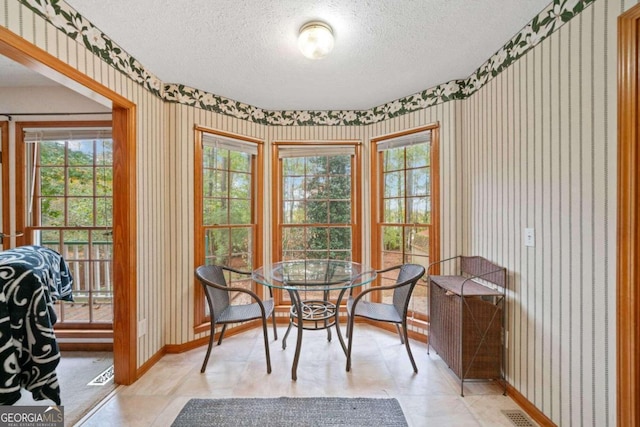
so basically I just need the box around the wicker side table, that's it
[427,256,506,396]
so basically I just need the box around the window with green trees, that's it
[195,130,261,328]
[202,142,254,270]
[27,128,114,325]
[278,146,356,261]
[372,127,438,321]
[281,155,352,260]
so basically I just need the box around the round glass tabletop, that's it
[252,260,377,291]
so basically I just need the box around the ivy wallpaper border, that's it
[19,0,595,126]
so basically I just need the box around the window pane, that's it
[329,175,350,198]
[306,156,327,174]
[229,151,251,172]
[40,167,65,196]
[329,201,350,223]
[307,176,326,199]
[283,227,305,251]
[33,132,113,326]
[92,230,113,259]
[202,145,217,168]
[283,157,304,175]
[384,171,404,198]
[67,198,94,226]
[383,147,404,172]
[40,197,64,226]
[39,141,65,165]
[406,143,430,168]
[68,140,94,165]
[230,172,251,197]
[230,228,251,256]
[329,251,350,261]
[378,138,434,319]
[329,155,351,174]
[280,152,354,261]
[96,167,112,196]
[381,250,403,271]
[229,199,251,225]
[203,198,228,225]
[203,170,228,198]
[307,227,329,251]
[306,201,328,223]
[63,229,88,248]
[96,139,113,165]
[406,167,429,197]
[40,229,60,247]
[407,197,429,224]
[329,228,351,250]
[95,198,113,227]
[68,167,94,196]
[383,198,404,223]
[283,201,304,224]
[205,228,230,261]
[283,176,303,200]
[407,227,430,260]
[382,226,403,253]
[214,148,229,170]
[199,131,257,316]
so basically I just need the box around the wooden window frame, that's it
[18,121,114,328]
[271,141,363,305]
[370,124,440,321]
[193,126,263,334]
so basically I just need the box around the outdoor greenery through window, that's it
[197,131,260,318]
[280,150,354,261]
[274,143,359,304]
[26,127,114,325]
[375,129,435,319]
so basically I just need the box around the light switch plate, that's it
[524,228,535,247]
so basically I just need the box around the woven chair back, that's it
[195,265,231,324]
[392,264,426,314]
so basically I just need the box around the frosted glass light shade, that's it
[298,22,334,59]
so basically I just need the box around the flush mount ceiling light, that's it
[298,21,334,60]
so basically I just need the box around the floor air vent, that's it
[502,409,536,427]
[87,365,115,386]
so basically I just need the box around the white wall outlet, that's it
[138,318,147,338]
[524,228,535,247]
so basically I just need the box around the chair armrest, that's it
[221,266,252,276]
[221,266,274,299]
[376,265,402,275]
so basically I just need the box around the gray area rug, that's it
[171,397,409,427]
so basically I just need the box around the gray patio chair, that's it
[346,263,426,373]
[195,265,278,373]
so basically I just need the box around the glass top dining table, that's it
[252,260,377,380]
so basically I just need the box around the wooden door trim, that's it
[1,121,8,248]
[617,5,640,426]
[0,26,138,385]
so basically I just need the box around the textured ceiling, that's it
[61,0,551,111]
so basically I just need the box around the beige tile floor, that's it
[77,324,534,427]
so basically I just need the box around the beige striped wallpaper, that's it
[0,0,170,368]
[2,0,635,424]
[462,0,622,424]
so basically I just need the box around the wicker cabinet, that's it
[427,256,506,396]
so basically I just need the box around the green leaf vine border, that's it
[18,0,595,126]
